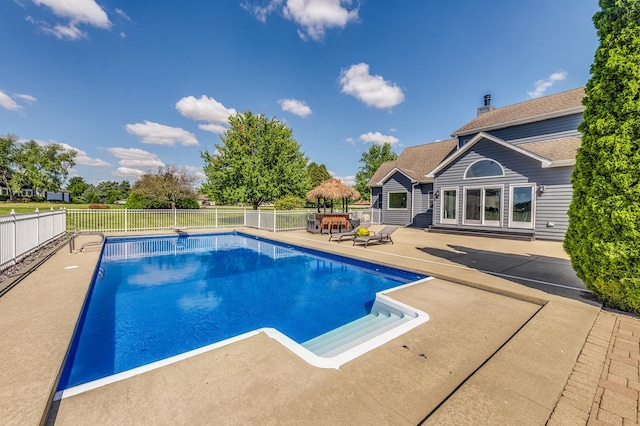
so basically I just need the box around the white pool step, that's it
[301,309,411,357]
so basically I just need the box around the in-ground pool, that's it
[57,232,429,395]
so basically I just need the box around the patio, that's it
[0,227,630,425]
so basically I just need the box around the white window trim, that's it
[508,184,536,229]
[463,159,505,180]
[387,191,408,210]
[462,185,504,227]
[439,187,458,224]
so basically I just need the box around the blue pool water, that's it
[58,232,426,391]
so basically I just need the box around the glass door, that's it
[510,185,535,229]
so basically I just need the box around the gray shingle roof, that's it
[367,139,457,186]
[518,137,581,162]
[453,87,585,136]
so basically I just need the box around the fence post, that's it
[174,208,177,227]
[273,209,277,232]
[243,209,246,226]
[215,208,218,228]
[10,209,16,265]
[258,209,261,229]
[35,208,40,246]
[124,208,128,232]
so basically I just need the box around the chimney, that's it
[477,93,495,116]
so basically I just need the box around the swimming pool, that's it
[56,232,430,396]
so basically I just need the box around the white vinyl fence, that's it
[0,207,381,273]
[66,208,380,233]
[0,209,67,273]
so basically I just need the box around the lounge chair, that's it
[352,226,397,248]
[328,224,371,242]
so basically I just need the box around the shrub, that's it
[88,204,110,209]
[0,195,8,201]
[355,228,369,237]
[176,198,200,209]
[274,195,306,210]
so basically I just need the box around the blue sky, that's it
[1,0,599,187]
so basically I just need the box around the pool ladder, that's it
[69,231,105,254]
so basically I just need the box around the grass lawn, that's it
[0,202,124,215]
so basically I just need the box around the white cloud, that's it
[244,0,358,41]
[339,63,405,109]
[527,71,568,99]
[328,170,355,187]
[242,0,283,23]
[113,167,146,178]
[125,121,199,146]
[283,0,359,41]
[0,90,21,111]
[278,98,312,117]
[107,147,165,169]
[14,93,37,103]
[175,95,236,124]
[30,0,112,40]
[114,8,131,21]
[57,142,111,167]
[183,165,207,181]
[359,131,400,146]
[344,137,355,145]
[198,123,228,134]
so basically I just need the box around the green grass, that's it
[0,201,127,215]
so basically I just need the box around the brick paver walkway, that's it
[549,310,640,425]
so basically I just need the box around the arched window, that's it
[464,159,504,179]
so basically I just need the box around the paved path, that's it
[549,310,640,426]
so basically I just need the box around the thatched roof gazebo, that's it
[306,178,360,213]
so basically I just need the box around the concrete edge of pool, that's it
[0,227,603,425]
[55,275,433,399]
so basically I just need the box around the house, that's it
[45,190,71,202]
[368,87,585,241]
[367,139,457,227]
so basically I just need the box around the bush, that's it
[176,198,200,209]
[274,195,306,210]
[355,228,369,237]
[124,192,199,209]
[0,195,8,201]
[88,204,110,209]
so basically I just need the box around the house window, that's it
[464,159,505,179]
[509,184,535,229]
[21,189,33,197]
[0,187,7,195]
[388,192,408,209]
[463,186,503,227]
[440,188,457,224]
[427,191,434,210]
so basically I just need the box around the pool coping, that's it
[0,226,601,425]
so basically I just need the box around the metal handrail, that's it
[69,231,105,253]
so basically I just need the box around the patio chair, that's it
[353,226,397,248]
[328,224,371,242]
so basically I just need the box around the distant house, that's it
[44,190,71,202]
[367,87,584,241]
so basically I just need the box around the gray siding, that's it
[459,113,584,146]
[534,184,573,240]
[382,172,413,226]
[370,187,382,209]
[433,138,573,240]
[411,184,434,228]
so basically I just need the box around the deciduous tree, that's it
[354,143,398,201]
[128,165,197,209]
[201,111,310,209]
[564,0,640,313]
[307,162,331,188]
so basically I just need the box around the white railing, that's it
[0,208,67,273]
[65,208,359,233]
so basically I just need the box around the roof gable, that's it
[367,139,457,187]
[428,132,580,177]
[453,87,585,136]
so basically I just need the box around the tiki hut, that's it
[306,178,360,213]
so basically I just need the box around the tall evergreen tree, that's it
[354,143,398,201]
[564,0,640,312]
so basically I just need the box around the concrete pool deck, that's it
[0,227,637,424]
